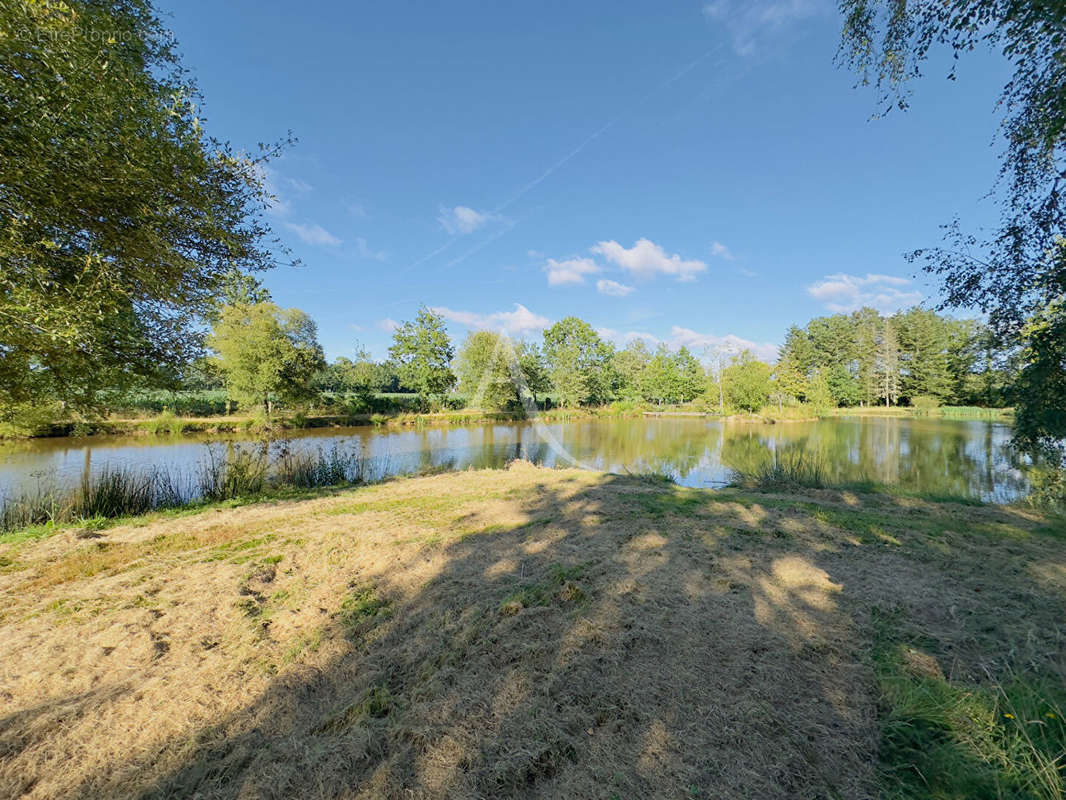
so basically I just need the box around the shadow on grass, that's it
[9,470,1066,799]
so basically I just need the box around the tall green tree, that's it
[0,0,288,415]
[542,317,614,406]
[723,351,772,413]
[643,344,679,405]
[779,325,817,378]
[806,367,835,411]
[516,342,551,406]
[838,0,1066,454]
[456,331,513,410]
[673,347,705,403]
[207,303,324,414]
[895,309,953,401]
[773,353,808,402]
[388,306,456,410]
[851,307,882,406]
[613,340,652,400]
[455,331,548,410]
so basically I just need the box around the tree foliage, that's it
[207,303,324,412]
[0,0,288,415]
[838,0,1066,452]
[542,317,615,406]
[724,351,772,412]
[776,307,1009,407]
[455,331,548,411]
[388,306,456,408]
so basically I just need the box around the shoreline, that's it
[1,404,1013,442]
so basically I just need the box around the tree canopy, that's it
[542,317,615,407]
[0,0,287,415]
[456,331,550,411]
[388,306,456,409]
[207,303,324,413]
[838,0,1066,454]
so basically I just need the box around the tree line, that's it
[201,293,1014,416]
[775,308,1017,409]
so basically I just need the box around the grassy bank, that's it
[0,464,1062,799]
[1,401,1015,441]
[828,405,1015,422]
[0,405,652,440]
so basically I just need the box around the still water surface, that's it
[0,416,1029,504]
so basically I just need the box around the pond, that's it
[0,416,1031,504]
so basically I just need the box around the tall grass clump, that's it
[938,405,1013,420]
[72,467,184,519]
[0,474,63,532]
[874,610,1066,799]
[730,452,832,491]
[197,447,267,501]
[273,442,360,488]
[0,467,190,534]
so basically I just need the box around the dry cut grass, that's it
[0,462,1063,799]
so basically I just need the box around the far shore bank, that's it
[0,404,1013,442]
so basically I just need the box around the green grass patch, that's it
[627,487,708,518]
[337,584,392,630]
[500,562,589,612]
[873,608,1066,799]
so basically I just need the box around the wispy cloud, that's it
[261,166,312,216]
[596,279,635,297]
[710,241,734,260]
[806,273,922,313]
[702,0,829,56]
[596,327,777,361]
[668,326,779,362]
[592,238,706,282]
[432,303,550,337]
[354,237,387,261]
[544,257,601,286]
[438,205,500,235]
[377,318,399,333]
[285,222,342,247]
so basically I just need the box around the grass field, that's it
[1,464,1063,799]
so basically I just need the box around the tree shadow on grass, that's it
[24,467,1066,799]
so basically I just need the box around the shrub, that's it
[911,394,942,414]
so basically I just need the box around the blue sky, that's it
[167,0,1009,361]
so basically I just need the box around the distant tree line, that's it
[775,308,1017,408]
[195,296,1018,417]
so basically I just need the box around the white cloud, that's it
[668,327,779,362]
[710,241,734,260]
[438,205,498,235]
[377,318,399,333]
[432,303,550,337]
[544,257,601,286]
[596,279,635,297]
[354,237,387,261]
[591,238,706,282]
[285,222,342,247]
[597,328,659,347]
[595,325,776,360]
[806,273,922,313]
[703,0,829,55]
[260,166,312,216]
